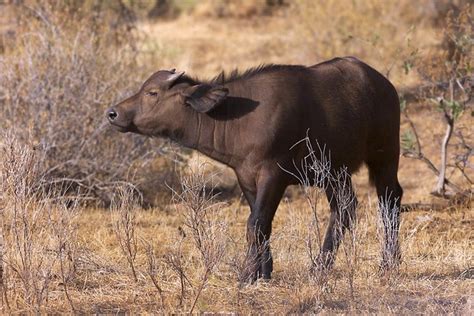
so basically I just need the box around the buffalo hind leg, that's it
[238,168,286,283]
[370,161,403,271]
[317,174,358,270]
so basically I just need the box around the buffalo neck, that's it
[190,108,237,167]
[162,102,237,168]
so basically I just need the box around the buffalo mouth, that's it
[108,121,137,133]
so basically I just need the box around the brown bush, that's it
[193,0,285,18]
[0,3,178,206]
[0,135,80,312]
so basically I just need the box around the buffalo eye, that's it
[146,91,159,97]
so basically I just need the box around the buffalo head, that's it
[107,69,228,135]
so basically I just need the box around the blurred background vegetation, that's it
[0,0,472,206]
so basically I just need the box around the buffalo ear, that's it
[183,84,229,113]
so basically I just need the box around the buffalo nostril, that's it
[108,109,118,121]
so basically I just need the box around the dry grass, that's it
[2,193,471,313]
[0,1,473,313]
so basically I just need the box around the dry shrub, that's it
[0,135,80,312]
[194,0,285,18]
[170,164,228,312]
[0,3,171,205]
[104,163,230,312]
[111,185,143,282]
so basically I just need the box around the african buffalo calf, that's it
[107,57,403,282]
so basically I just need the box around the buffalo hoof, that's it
[239,272,272,285]
[379,260,401,278]
[379,260,400,272]
[309,264,330,283]
[380,249,401,272]
[238,265,258,285]
[313,252,335,271]
[308,253,334,283]
[239,248,273,285]
[239,264,272,285]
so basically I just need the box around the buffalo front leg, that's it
[317,174,358,271]
[237,169,287,283]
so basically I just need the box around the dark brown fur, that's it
[107,57,403,281]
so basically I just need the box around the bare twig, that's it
[434,96,455,196]
[162,237,190,307]
[142,239,165,310]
